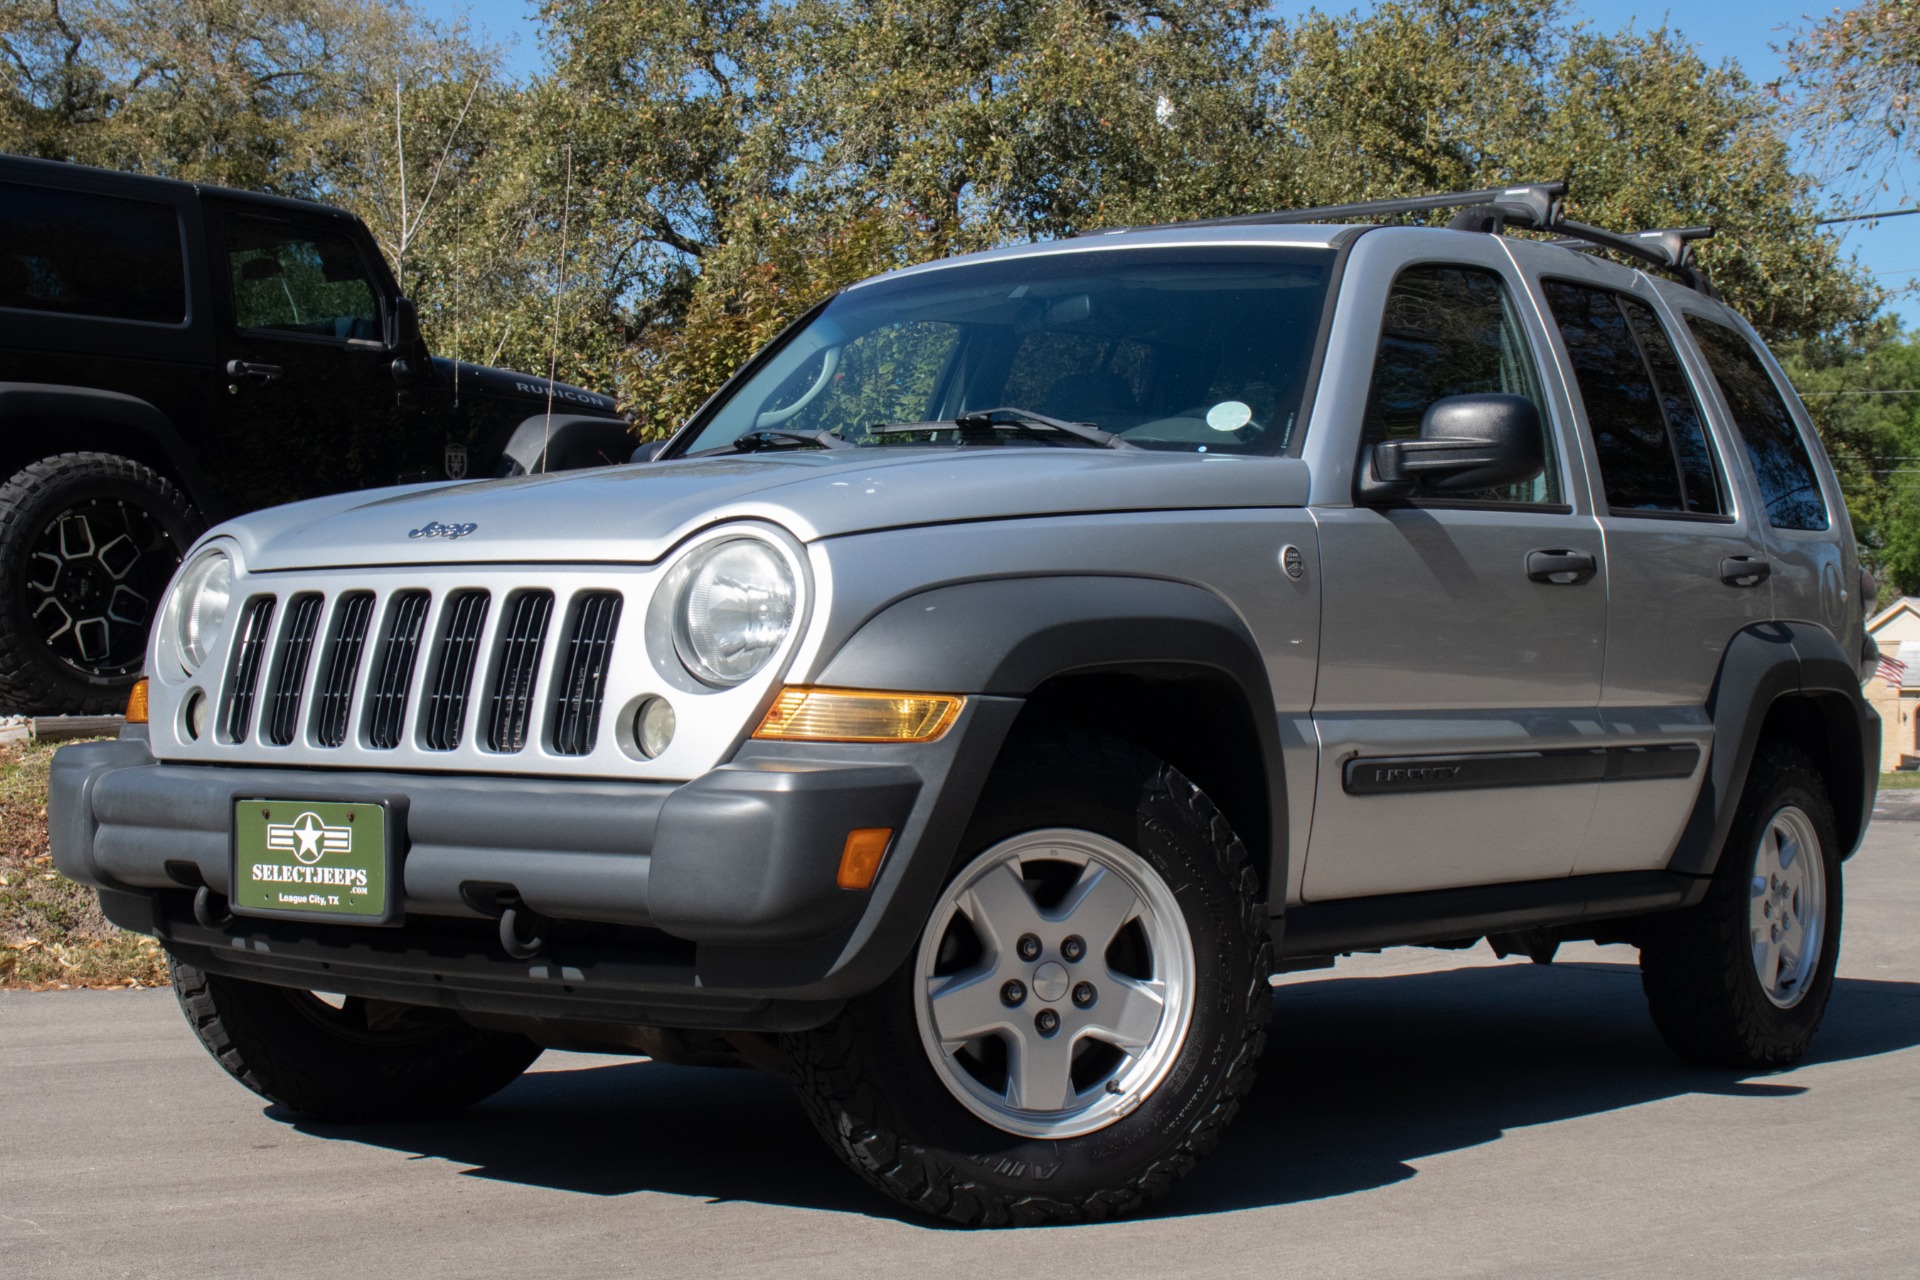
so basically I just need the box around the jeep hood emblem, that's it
[408,520,478,541]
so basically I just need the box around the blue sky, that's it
[414,0,1920,326]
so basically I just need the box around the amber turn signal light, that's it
[837,827,894,890]
[752,687,963,743]
[125,678,150,724]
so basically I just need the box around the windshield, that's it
[679,245,1335,457]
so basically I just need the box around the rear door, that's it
[1302,233,1608,900]
[1516,253,1771,874]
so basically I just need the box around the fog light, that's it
[125,678,149,724]
[753,688,963,742]
[183,689,207,741]
[634,695,676,758]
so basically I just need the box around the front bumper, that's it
[50,700,1019,1028]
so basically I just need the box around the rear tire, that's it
[171,956,542,1122]
[0,452,201,713]
[1639,743,1843,1069]
[783,732,1272,1226]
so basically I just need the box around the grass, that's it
[1882,771,1920,791]
[0,737,167,990]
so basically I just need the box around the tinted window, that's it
[1540,280,1723,515]
[760,321,961,438]
[1364,264,1557,504]
[227,218,379,341]
[0,181,186,323]
[1687,317,1829,531]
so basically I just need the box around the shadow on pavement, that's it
[285,961,1920,1224]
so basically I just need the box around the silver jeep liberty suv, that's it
[51,182,1878,1225]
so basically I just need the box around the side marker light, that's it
[125,678,149,724]
[837,828,894,891]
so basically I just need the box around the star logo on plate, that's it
[265,811,352,865]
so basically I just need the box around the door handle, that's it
[1720,555,1771,587]
[225,359,284,386]
[1526,549,1598,585]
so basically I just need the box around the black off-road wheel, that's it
[783,732,1273,1226]
[171,957,543,1122]
[0,452,201,714]
[1639,743,1844,1069]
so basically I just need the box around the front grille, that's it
[421,589,490,751]
[366,591,429,750]
[486,591,554,752]
[264,593,324,746]
[551,591,622,756]
[219,596,276,743]
[311,592,374,748]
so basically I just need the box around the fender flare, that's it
[495,412,633,476]
[0,382,219,515]
[1670,621,1878,877]
[816,573,1288,896]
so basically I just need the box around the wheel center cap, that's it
[1031,961,1069,1003]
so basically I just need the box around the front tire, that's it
[1639,743,1843,1069]
[784,733,1272,1226]
[171,957,542,1122]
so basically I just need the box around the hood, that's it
[428,356,619,416]
[217,447,1313,571]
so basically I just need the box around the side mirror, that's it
[629,440,665,464]
[387,297,426,382]
[1357,393,1544,502]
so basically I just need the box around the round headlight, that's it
[173,548,234,671]
[673,538,796,686]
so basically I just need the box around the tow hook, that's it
[192,885,233,930]
[498,903,549,960]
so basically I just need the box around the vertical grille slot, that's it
[365,590,429,750]
[311,592,374,748]
[485,591,554,753]
[421,589,490,751]
[263,593,324,746]
[219,596,276,744]
[550,591,622,756]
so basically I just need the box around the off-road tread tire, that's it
[170,955,542,1122]
[0,451,201,713]
[1639,743,1842,1069]
[783,731,1273,1227]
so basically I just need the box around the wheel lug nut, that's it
[1061,935,1086,962]
[1073,982,1096,1007]
[1001,980,1026,1007]
[1017,934,1042,961]
[1035,1009,1060,1036]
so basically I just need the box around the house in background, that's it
[1866,597,1920,772]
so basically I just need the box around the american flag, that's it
[1876,651,1909,687]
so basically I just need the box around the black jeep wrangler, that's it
[0,153,629,714]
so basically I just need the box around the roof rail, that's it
[1084,180,1719,296]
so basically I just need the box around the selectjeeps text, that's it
[51,182,1878,1225]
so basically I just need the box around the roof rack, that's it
[1087,180,1718,296]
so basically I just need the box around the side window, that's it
[1686,316,1830,531]
[227,218,380,342]
[1364,264,1558,504]
[1540,280,1724,516]
[0,181,186,324]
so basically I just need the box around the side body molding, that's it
[815,574,1288,899]
[0,382,219,514]
[1669,621,1879,878]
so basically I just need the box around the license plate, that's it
[232,800,395,923]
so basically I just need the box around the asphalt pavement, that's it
[7,826,1920,1280]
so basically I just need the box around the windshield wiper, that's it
[723,427,851,453]
[865,407,1135,449]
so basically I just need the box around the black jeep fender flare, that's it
[494,412,634,476]
[1669,620,1878,878]
[689,575,1286,998]
[0,382,219,515]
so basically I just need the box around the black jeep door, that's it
[205,205,439,507]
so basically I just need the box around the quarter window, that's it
[1686,317,1829,531]
[1364,264,1558,504]
[227,218,380,342]
[0,182,186,324]
[1540,280,1724,516]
